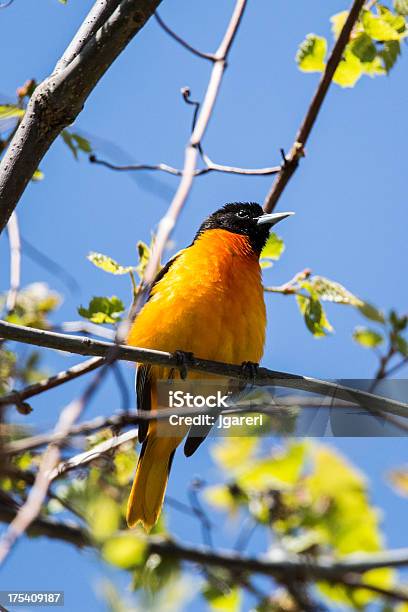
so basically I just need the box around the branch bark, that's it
[1,500,407,604]
[1,320,407,418]
[0,0,162,234]
[263,0,366,212]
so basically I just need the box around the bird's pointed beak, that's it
[256,211,295,227]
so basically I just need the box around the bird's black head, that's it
[195,202,293,254]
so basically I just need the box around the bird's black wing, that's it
[184,422,216,456]
[134,253,182,442]
[183,380,251,457]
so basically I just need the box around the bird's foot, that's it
[240,361,259,387]
[173,350,194,380]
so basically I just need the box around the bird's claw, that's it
[240,361,259,387]
[173,350,194,380]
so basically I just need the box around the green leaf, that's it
[296,34,327,72]
[102,533,145,569]
[353,326,384,348]
[72,133,91,153]
[394,0,408,15]
[61,130,92,159]
[333,49,363,88]
[237,442,307,492]
[358,302,385,323]
[396,335,408,357]
[78,296,124,324]
[297,295,333,337]
[362,7,406,41]
[87,252,135,275]
[260,232,285,263]
[379,40,401,71]
[307,276,363,306]
[136,240,151,277]
[350,33,377,62]
[0,105,25,120]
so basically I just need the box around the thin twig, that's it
[0,356,104,408]
[5,211,21,313]
[181,87,202,140]
[1,320,407,419]
[154,12,216,61]
[89,153,280,177]
[0,0,163,234]
[263,0,366,212]
[50,429,139,480]
[1,413,139,457]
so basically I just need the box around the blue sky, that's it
[1,0,407,609]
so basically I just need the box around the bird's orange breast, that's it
[127,229,266,366]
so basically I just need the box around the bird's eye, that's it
[237,210,249,218]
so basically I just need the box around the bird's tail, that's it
[126,433,178,531]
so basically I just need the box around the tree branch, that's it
[0,0,163,234]
[50,429,139,480]
[263,0,366,212]
[1,320,407,419]
[0,356,105,408]
[0,498,407,602]
[0,504,90,548]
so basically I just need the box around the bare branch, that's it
[50,428,139,480]
[154,12,216,61]
[263,0,366,212]
[54,0,122,73]
[0,0,163,234]
[0,356,104,408]
[1,320,407,419]
[89,153,281,177]
[1,414,139,457]
[0,504,90,548]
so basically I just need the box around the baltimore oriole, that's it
[126,202,293,530]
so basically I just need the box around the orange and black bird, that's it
[126,202,293,530]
